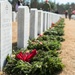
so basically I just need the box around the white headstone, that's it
[58,14,60,21]
[54,14,57,23]
[17,6,30,48]
[55,14,57,23]
[30,9,38,39]
[56,14,59,23]
[53,13,57,23]
[50,13,53,26]
[46,12,48,29]
[52,13,54,23]
[38,10,43,35]
[53,13,55,23]
[56,14,60,23]
[0,1,12,71]
[49,13,51,28]
[12,11,17,22]
[43,11,47,32]
[47,12,50,29]
[58,15,60,21]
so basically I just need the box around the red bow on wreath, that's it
[16,49,37,62]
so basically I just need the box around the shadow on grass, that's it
[53,70,63,75]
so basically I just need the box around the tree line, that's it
[8,0,75,14]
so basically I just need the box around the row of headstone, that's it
[0,1,62,71]
[29,10,62,39]
[17,7,62,49]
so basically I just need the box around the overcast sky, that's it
[52,0,75,4]
[26,0,75,4]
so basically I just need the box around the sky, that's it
[54,0,75,4]
[26,0,75,4]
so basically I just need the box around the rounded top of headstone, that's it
[30,8,38,11]
[18,6,29,9]
[38,10,43,12]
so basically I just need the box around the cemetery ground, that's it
[0,18,75,75]
[12,19,75,75]
[59,19,75,75]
